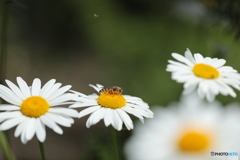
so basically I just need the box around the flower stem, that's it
[38,141,46,160]
[0,132,16,160]
[0,1,16,160]
[111,127,119,160]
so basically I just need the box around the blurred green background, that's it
[1,0,240,159]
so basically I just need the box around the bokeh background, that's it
[1,0,240,159]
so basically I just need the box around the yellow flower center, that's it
[20,96,50,117]
[177,129,212,152]
[97,93,126,109]
[193,63,220,79]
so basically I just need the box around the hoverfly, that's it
[99,86,123,94]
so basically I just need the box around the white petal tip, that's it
[78,113,86,119]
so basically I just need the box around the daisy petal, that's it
[0,116,26,131]
[0,105,19,111]
[48,108,78,117]
[117,109,133,130]
[184,48,196,64]
[122,106,144,123]
[104,109,112,127]
[48,93,77,106]
[42,83,62,99]
[40,115,63,134]
[14,120,27,138]
[17,77,31,98]
[70,90,88,97]
[36,118,46,142]
[0,84,22,105]
[0,111,22,123]
[89,84,101,92]
[79,106,101,118]
[20,127,28,144]
[31,78,41,96]
[88,108,106,126]
[69,101,98,108]
[5,79,25,100]
[25,118,37,140]
[172,53,192,66]
[112,109,123,131]
[212,59,226,68]
[39,79,56,97]
[46,113,73,127]
[46,85,72,101]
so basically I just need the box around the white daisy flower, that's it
[124,93,240,160]
[70,84,153,131]
[0,77,78,144]
[166,48,240,102]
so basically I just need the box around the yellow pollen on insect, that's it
[193,63,220,79]
[97,93,126,109]
[177,129,212,152]
[20,96,50,118]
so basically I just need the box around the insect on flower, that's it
[99,86,123,95]
[70,84,153,130]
